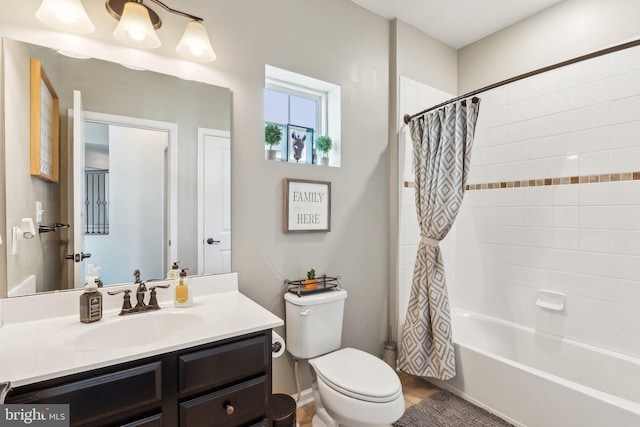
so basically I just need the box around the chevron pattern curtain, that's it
[398,99,480,379]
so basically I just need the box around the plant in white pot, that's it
[265,123,283,160]
[315,135,333,166]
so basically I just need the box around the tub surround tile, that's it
[399,44,640,359]
[405,170,640,193]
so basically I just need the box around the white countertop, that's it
[0,273,283,388]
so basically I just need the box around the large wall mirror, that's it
[2,38,232,297]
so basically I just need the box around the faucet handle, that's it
[107,289,133,315]
[107,289,131,296]
[148,284,170,309]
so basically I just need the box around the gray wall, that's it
[3,39,60,294]
[394,20,458,95]
[458,0,640,93]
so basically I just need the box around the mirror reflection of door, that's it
[71,110,175,287]
[198,128,231,275]
[71,90,86,288]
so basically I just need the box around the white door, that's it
[71,90,89,288]
[197,128,231,275]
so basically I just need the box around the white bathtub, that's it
[425,309,640,427]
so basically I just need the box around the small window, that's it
[265,65,340,167]
[85,169,109,235]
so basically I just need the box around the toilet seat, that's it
[311,347,402,403]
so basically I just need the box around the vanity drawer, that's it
[6,362,162,426]
[178,334,268,394]
[121,413,163,427]
[179,376,267,427]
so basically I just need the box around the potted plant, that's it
[265,123,283,160]
[305,268,318,290]
[315,135,333,165]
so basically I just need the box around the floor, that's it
[296,372,440,426]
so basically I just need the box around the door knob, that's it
[80,252,91,260]
[206,238,221,245]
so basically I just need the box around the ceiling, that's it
[349,0,566,49]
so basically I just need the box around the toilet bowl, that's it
[309,348,405,427]
[284,290,405,427]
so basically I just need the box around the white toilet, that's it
[284,289,404,427]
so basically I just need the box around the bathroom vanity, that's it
[0,273,283,426]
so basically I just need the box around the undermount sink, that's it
[57,311,204,351]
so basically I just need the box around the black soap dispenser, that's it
[80,280,103,323]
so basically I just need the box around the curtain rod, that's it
[404,38,640,125]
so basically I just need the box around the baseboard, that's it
[291,387,314,407]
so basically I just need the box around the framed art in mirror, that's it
[30,58,59,182]
[284,178,331,233]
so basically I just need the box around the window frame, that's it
[265,79,327,138]
[265,65,341,167]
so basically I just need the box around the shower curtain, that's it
[398,98,480,380]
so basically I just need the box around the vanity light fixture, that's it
[36,0,217,62]
[175,20,216,62]
[35,0,96,33]
[106,0,216,62]
[111,0,162,48]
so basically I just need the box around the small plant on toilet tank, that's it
[305,268,318,290]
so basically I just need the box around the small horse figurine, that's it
[292,132,306,163]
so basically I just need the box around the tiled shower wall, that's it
[398,44,640,358]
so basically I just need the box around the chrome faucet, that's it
[108,270,170,316]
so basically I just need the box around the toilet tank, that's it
[284,289,347,359]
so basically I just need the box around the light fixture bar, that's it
[146,0,203,22]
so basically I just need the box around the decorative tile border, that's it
[403,172,640,190]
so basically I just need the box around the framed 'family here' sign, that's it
[284,178,331,233]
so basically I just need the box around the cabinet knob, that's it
[223,401,235,415]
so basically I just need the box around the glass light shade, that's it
[36,0,95,33]
[175,20,216,62]
[113,1,161,49]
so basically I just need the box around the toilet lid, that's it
[312,348,402,403]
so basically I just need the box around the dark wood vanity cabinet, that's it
[5,330,272,427]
